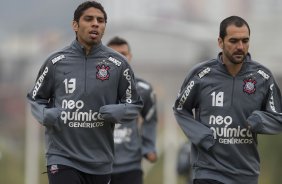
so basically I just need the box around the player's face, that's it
[73,7,106,48]
[218,24,249,65]
[109,44,132,62]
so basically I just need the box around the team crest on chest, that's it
[96,64,110,81]
[243,78,256,94]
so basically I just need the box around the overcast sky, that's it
[1,0,282,74]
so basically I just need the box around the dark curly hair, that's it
[73,1,107,23]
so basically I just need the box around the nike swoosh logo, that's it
[63,71,72,75]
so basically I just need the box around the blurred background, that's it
[0,0,282,184]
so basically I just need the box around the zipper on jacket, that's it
[84,55,87,92]
[231,77,235,106]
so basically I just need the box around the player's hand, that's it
[99,104,126,123]
[246,114,262,132]
[43,108,61,131]
[145,152,157,163]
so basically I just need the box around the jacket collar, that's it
[216,52,252,75]
[72,39,102,56]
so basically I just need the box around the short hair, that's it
[73,1,107,23]
[107,36,131,51]
[219,16,250,39]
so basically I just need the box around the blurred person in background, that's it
[26,1,142,184]
[107,36,158,184]
[176,141,192,184]
[173,15,282,184]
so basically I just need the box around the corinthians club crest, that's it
[96,64,110,81]
[243,78,256,94]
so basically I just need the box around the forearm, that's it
[247,111,282,134]
[173,109,215,151]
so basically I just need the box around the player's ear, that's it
[218,37,223,49]
[72,21,78,32]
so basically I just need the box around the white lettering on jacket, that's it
[123,68,132,103]
[198,67,210,78]
[51,55,65,64]
[177,81,195,110]
[60,99,104,125]
[209,115,253,144]
[114,124,132,144]
[32,67,48,99]
[257,70,269,80]
[108,56,121,67]
[269,84,277,113]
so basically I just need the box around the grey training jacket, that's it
[112,77,158,173]
[27,40,143,174]
[173,53,282,184]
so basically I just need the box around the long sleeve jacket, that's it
[27,40,143,174]
[173,53,282,184]
[112,77,158,173]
